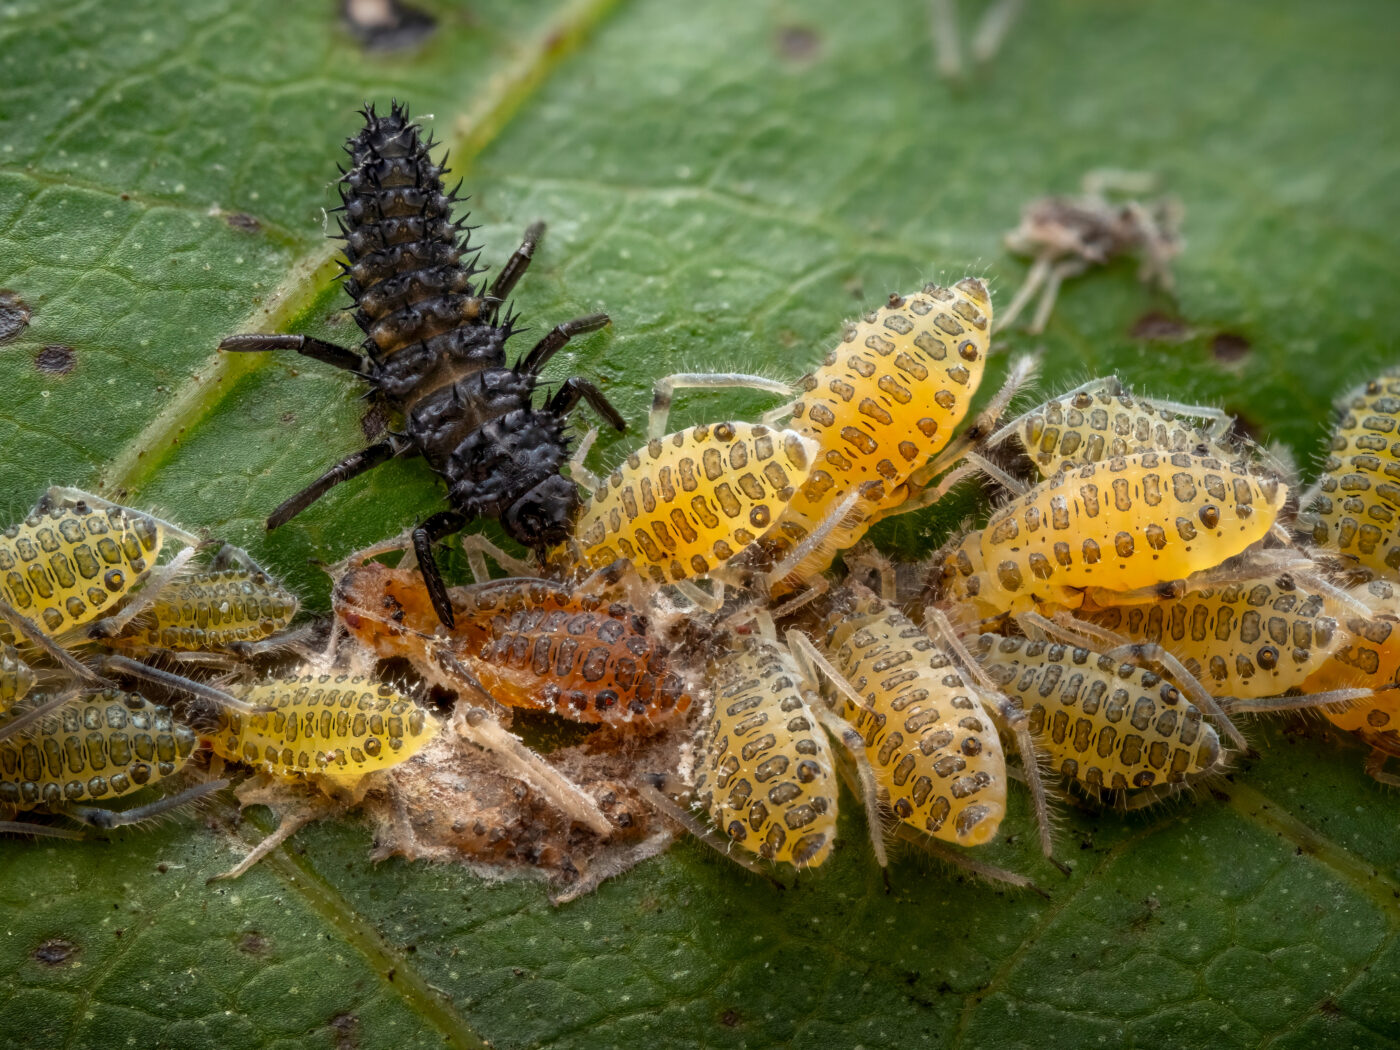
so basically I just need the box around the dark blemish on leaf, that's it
[237,930,270,955]
[775,24,822,63]
[361,404,389,441]
[33,938,78,966]
[1222,410,1263,448]
[330,1013,360,1050]
[1211,332,1251,362]
[1318,998,1342,1019]
[226,212,261,234]
[35,344,75,375]
[341,0,436,51]
[155,862,169,873]
[281,412,296,425]
[719,1009,741,1028]
[0,290,31,343]
[1129,311,1189,341]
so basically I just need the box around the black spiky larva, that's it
[219,101,626,628]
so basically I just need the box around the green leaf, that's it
[2,1,1399,1047]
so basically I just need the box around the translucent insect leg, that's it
[566,427,602,493]
[928,0,964,82]
[982,690,1057,863]
[37,487,204,549]
[455,706,612,837]
[550,828,676,906]
[545,375,627,432]
[459,533,538,582]
[1095,637,1248,752]
[970,0,1024,64]
[0,687,81,743]
[86,545,199,640]
[924,607,1001,692]
[218,332,366,373]
[62,778,230,831]
[814,705,889,869]
[225,622,323,664]
[906,354,1041,488]
[1029,259,1091,335]
[890,825,1046,896]
[647,374,793,439]
[986,375,1128,450]
[870,462,979,521]
[1120,781,1189,812]
[206,541,273,574]
[96,654,271,716]
[487,221,544,307]
[0,601,104,687]
[1220,688,1373,714]
[1364,749,1400,789]
[412,510,469,628]
[963,451,1031,497]
[519,314,612,378]
[785,630,882,718]
[211,800,331,882]
[762,483,874,595]
[0,820,85,840]
[266,441,398,529]
[634,779,767,877]
[765,575,829,621]
[672,578,725,614]
[995,252,1053,332]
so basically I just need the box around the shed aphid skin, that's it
[334,559,691,728]
[970,450,1289,619]
[219,101,626,629]
[1300,367,1400,577]
[987,375,1237,477]
[549,422,821,590]
[968,632,1225,803]
[0,690,225,838]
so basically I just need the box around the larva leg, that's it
[266,441,398,529]
[218,332,366,373]
[412,510,469,628]
[519,313,612,378]
[487,221,543,305]
[546,375,627,432]
[648,373,792,439]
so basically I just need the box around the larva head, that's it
[504,473,579,553]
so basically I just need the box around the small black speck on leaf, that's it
[35,344,75,375]
[775,24,822,62]
[155,861,169,873]
[719,1009,741,1028]
[33,938,78,966]
[1211,332,1251,362]
[0,290,31,343]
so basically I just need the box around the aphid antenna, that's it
[0,685,82,743]
[893,824,1047,897]
[812,704,891,870]
[647,373,793,440]
[0,600,105,687]
[85,545,199,641]
[0,818,86,840]
[634,779,772,880]
[763,482,873,596]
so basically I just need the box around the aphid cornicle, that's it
[219,102,626,628]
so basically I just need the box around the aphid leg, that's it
[487,220,543,308]
[1029,259,1090,335]
[61,778,230,830]
[86,545,199,640]
[995,252,1053,333]
[635,778,768,877]
[765,576,829,621]
[266,441,400,529]
[785,629,881,718]
[970,0,1024,64]
[0,687,81,743]
[455,706,612,837]
[672,578,725,614]
[813,705,890,869]
[871,462,978,521]
[574,558,654,613]
[928,0,963,82]
[218,332,366,373]
[0,819,85,840]
[909,353,1041,485]
[1364,748,1400,789]
[964,451,1030,496]
[36,487,204,548]
[95,654,271,716]
[412,510,468,628]
[212,802,330,881]
[647,373,793,439]
[546,375,627,432]
[763,483,874,595]
[519,314,613,377]
[459,533,537,582]
[0,601,104,687]
[1102,640,1248,752]
[566,427,601,492]
[925,607,1002,692]
[550,828,676,906]
[892,825,1046,896]
[986,375,1127,449]
[225,622,323,663]
[984,691,1059,865]
[1220,687,1373,714]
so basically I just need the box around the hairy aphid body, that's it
[109,568,299,652]
[210,672,437,779]
[973,634,1223,794]
[1301,369,1400,576]
[1089,575,1343,699]
[220,102,625,628]
[553,422,820,585]
[0,691,198,809]
[0,494,164,642]
[971,451,1287,616]
[1301,580,1400,759]
[754,280,992,587]
[823,594,1007,846]
[990,376,1233,477]
[695,639,838,867]
[336,561,690,726]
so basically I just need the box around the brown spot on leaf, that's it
[720,1009,742,1028]
[237,930,270,955]
[35,344,75,375]
[775,24,821,63]
[330,1013,361,1050]
[341,0,436,51]
[226,212,261,233]
[1129,311,1189,341]
[33,938,78,966]
[0,290,31,344]
[1211,332,1251,362]
[361,404,389,440]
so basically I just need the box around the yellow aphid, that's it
[974,451,1287,615]
[989,375,1233,477]
[972,634,1224,794]
[0,643,36,712]
[823,592,1007,846]
[1089,574,1345,699]
[0,690,198,809]
[1302,580,1400,759]
[110,568,299,652]
[695,639,838,867]
[757,279,993,587]
[209,673,437,779]
[0,496,165,641]
[553,422,819,585]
